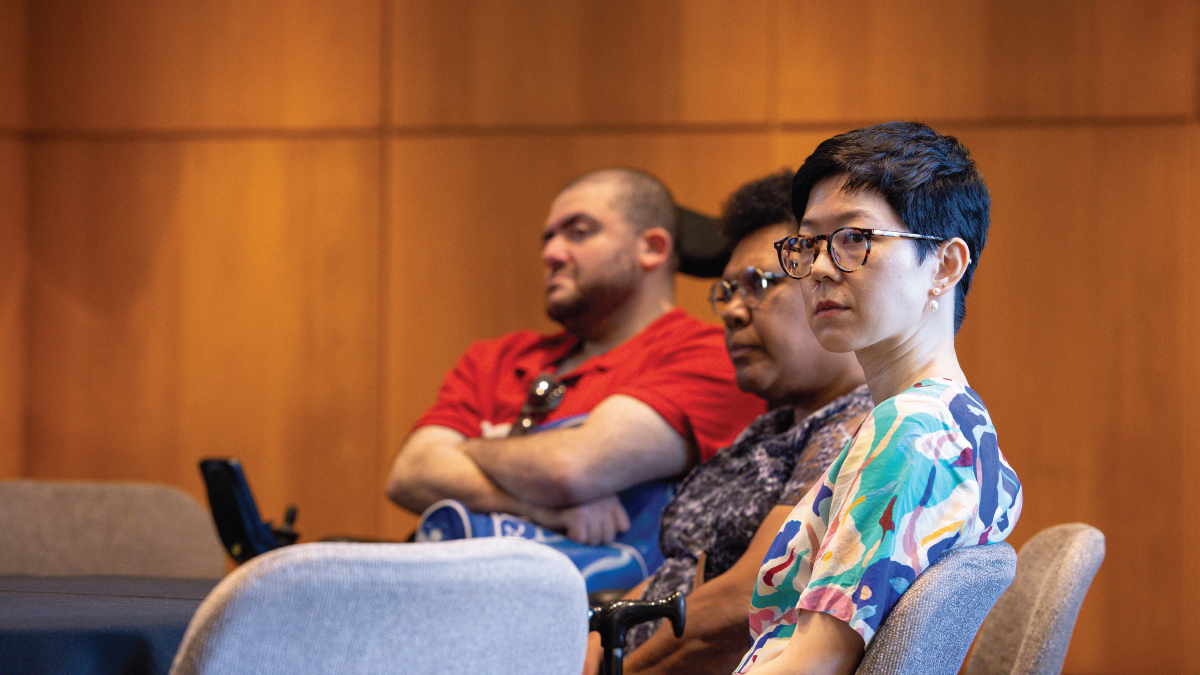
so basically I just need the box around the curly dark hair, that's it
[718,169,796,248]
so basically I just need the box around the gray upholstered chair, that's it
[856,542,1018,675]
[963,523,1106,675]
[0,479,226,578]
[169,538,590,675]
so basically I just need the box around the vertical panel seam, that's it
[1194,0,1200,121]
[19,137,32,478]
[19,0,32,478]
[375,0,394,535]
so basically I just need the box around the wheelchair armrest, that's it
[199,458,299,564]
[588,592,685,675]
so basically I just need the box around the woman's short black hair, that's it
[792,122,990,332]
[719,169,796,248]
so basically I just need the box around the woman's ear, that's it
[933,237,971,291]
[638,227,673,270]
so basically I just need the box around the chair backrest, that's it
[856,542,1018,675]
[169,538,590,675]
[675,205,730,278]
[0,479,226,578]
[963,523,1106,675]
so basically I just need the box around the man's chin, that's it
[545,300,586,326]
[545,281,634,334]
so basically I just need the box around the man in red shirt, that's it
[386,168,764,590]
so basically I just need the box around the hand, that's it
[530,496,631,546]
[582,632,603,675]
[562,496,632,545]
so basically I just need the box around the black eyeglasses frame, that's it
[708,266,790,314]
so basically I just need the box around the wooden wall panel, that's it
[391,0,772,127]
[0,0,26,129]
[12,1,1200,670]
[776,0,1195,123]
[381,131,772,535]
[28,0,381,131]
[0,0,27,479]
[0,140,27,479]
[1183,126,1200,675]
[947,126,1186,674]
[27,139,383,542]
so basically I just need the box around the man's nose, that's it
[541,233,567,266]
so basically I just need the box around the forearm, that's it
[624,574,752,675]
[740,611,862,675]
[462,429,592,507]
[388,454,508,514]
[387,426,542,516]
[464,394,691,507]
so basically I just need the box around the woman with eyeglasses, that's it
[599,171,873,675]
[733,123,1023,675]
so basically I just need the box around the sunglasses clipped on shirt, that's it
[509,372,568,436]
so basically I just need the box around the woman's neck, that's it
[858,332,966,404]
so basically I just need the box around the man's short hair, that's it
[718,169,796,247]
[791,121,990,332]
[562,168,678,242]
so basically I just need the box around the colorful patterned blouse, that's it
[734,378,1023,673]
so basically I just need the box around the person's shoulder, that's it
[867,379,996,458]
[461,329,573,360]
[887,378,980,416]
[827,384,875,418]
[865,379,972,436]
[642,307,723,343]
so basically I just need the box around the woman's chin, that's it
[812,330,859,354]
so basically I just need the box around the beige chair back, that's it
[964,523,1106,675]
[0,479,226,578]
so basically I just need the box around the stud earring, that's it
[932,287,942,297]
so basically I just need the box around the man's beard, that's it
[546,270,637,337]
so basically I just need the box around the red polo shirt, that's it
[414,308,765,462]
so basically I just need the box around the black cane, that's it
[589,592,685,675]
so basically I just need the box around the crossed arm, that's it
[386,394,693,541]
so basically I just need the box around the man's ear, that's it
[933,237,971,291]
[638,227,673,271]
